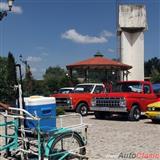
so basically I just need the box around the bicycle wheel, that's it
[48,131,86,160]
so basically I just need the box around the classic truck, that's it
[51,83,106,116]
[91,81,159,121]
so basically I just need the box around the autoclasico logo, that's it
[118,152,160,159]
[118,152,136,159]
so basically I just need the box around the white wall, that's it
[121,31,144,80]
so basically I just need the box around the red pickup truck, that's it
[91,81,159,121]
[51,83,106,116]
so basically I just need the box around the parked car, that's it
[145,101,160,123]
[145,83,160,123]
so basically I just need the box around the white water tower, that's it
[118,5,147,80]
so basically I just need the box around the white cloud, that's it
[108,48,115,53]
[101,30,114,37]
[61,29,113,44]
[0,2,22,14]
[30,67,37,73]
[27,56,42,63]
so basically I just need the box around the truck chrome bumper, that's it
[57,104,74,110]
[91,106,127,112]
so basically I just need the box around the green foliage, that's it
[0,57,9,102]
[145,57,160,77]
[7,52,17,104]
[32,80,48,96]
[23,65,34,97]
[145,57,160,83]
[44,66,66,80]
[56,107,65,116]
[0,53,17,103]
[150,69,160,83]
[7,52,17,86]
[0,55,79,102]
[43,66,77,95]
[22,66,79,97]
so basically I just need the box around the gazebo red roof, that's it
[66,56,132,70]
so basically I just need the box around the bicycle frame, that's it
[0,107,88,160]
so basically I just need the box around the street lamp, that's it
[19,54,28,76]
[8,0,14,11]
[0,0,14,21]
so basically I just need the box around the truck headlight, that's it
[119,98,126,107]
[66,98,72,105]
[91,98,96,107]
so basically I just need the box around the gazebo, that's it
[66,53,132,82]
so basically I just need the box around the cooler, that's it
[24,96,56,132]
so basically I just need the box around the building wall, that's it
[121,31,144,80]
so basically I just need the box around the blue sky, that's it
[0,0,160,79]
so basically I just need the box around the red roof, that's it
[66,56,132,70]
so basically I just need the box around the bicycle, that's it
[0,107,88,160]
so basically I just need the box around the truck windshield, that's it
[112,82,142,93]
[73,85,94,93]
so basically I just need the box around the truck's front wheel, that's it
[76,103,88,116]
[128,105,141,121]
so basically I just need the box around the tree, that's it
[150,69,160,83]
[145,57,160,83]
[23,64,34,96]
[44,66,66,81]
[43,66,78,95]
[145,57,160,77]
[7,52,17,104]
[7,52,17,86]
[43,66,66,94]
[32,80,48,96]
[0,56,9,102]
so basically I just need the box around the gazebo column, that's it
[104,69,108,82]
[122,70,129,81]
[122,71,125,81]
[69,68,73,79]
[84,68,89,82]
[116,69,120,81]
[126,70,130,81]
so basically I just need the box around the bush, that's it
[56,106,65,116]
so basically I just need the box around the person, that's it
[103,80,112,92]
[0,102,10,111]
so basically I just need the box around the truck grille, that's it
[96,97,123,107]
[56,98,70,107]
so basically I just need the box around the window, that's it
[74,85,94,93]
[94,86,104,93]
[112,82,142,93]
[143,85,151,94]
